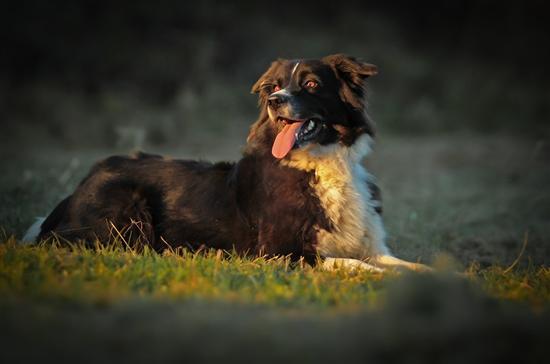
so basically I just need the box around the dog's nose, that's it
[267,93,288,108]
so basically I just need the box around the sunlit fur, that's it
[281,134,389,259]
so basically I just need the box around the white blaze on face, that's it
[290,61,300,79]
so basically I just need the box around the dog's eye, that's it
[304,80,319,89]
[264,84,281,93]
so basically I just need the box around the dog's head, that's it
[247,54,378,159]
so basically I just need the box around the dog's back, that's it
[36,153,247,251]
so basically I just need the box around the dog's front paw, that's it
[371,255,433,273]
[322,257,385,272]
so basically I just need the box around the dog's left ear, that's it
[322,54,377,91]
[323,54,378,136]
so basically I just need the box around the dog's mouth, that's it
[272,117,323,159]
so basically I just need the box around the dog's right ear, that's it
[251,59,286,94]
[251,73,267,94]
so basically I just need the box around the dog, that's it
[24,54,428,272]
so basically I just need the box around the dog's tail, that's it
[21,195,72,244]
[21,217,46,244]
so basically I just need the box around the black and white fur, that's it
[23,54,429,272]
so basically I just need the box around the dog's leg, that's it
[370,255,432,272]
[322,257,385,272]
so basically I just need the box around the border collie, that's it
[24,54,429,272]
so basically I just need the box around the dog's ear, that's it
[323,54,377,136]
[322,54,377,91]
[250,59,286,94]
[251,74,266,94]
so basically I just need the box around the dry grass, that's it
[0,239,548,363]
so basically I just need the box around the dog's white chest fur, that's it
[282,135,389,259]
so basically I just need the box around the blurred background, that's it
[1,0,549,265]
[2,0,549,147]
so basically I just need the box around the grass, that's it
[0,239,388,309]
[1,238,548,310]
[0,238,548,363]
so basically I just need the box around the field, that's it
[2,1,549,362]
[1,133,549,362]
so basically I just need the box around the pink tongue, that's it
[272,121,304,159]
